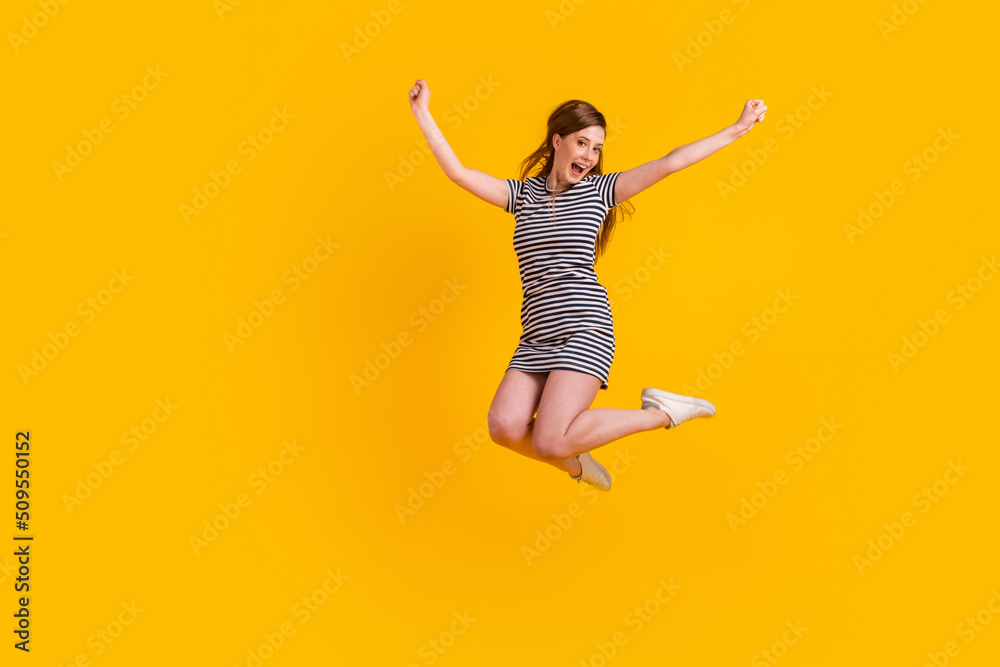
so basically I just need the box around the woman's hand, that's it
[733,99,767,136]
[409,79,431,116]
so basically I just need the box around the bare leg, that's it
[499,416,584,475]
[531,370,671,462]
[487,369,584,475]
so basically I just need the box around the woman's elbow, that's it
[448,165,469,185]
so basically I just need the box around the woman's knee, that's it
[530,430,569,461]
[487,408,529,447]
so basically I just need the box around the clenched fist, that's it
[734,99,767,136]
[409,79,430,115]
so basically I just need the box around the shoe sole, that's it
[578,452,612,491]
[589,457,611,491]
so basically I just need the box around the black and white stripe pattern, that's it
[503,171,622,389]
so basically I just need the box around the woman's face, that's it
[554,125,605,183]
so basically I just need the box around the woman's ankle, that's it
[563,455,582,477]
[643,406,672,428]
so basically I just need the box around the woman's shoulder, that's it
[520,175,547,192]
[508,175,544,186]
[583,171,618,180]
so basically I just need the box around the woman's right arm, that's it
[409,79,509,210]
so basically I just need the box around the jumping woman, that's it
[408,79,767,491]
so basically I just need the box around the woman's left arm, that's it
[614,99,767,203]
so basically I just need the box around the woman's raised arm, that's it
[614,99,768,203]
[409,79,508,209]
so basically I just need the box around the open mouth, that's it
[571,162,586,176]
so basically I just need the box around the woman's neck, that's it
[546,172,571,193]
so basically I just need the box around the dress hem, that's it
[505,364,609,390]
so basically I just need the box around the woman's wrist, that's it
[412,106,432,122]
[728,122,750,140]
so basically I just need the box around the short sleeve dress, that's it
[502,171,622,390]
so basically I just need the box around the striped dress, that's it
[503,171,622,390]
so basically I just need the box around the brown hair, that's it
[515,99,634,265]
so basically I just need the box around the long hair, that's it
[515,99,635,265]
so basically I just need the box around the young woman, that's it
[408,79,767,491]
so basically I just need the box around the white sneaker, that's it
[640,387,717,429]
[568,451,612,491]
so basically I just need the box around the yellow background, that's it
[2,0,998,665]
